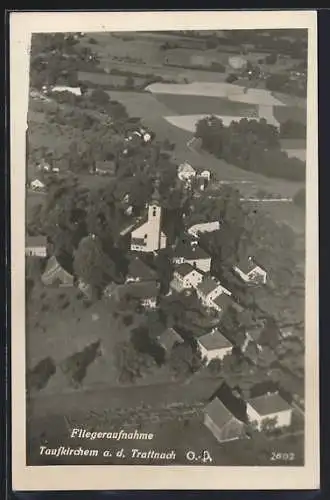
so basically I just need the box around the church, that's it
[130,178,167,253]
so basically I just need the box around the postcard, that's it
[10,10,319,491]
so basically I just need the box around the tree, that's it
[293,187,305,210]
[114,341,156,383]
[169,343,203,378]
[90,88,110,106]
[73,235,117,289]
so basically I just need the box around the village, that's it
[26,146,304,452]
[25,30,306,465]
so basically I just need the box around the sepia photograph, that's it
[10,10,319,491]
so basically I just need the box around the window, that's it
[144,234,148,239]
[152,208,157,217]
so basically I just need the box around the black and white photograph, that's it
[10,10,319,491]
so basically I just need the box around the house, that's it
[177,162,196,182]
[121,281,160,309]
[170,263,204,292]
[199,169,211,182]
[197,328,233,363]
[41,256,74,286]
[126,256,157,283]
[130,180,167,253]
[211,292,234,315]
[172,239,211,273]
[37,159,51,172]
[246,392,293,430]
[30,179,45,191]
[187,221,220,239]
[25,235,47,258]
[204,397,246,443]
[233,257,267,285]
[51,86,82,97]
[156,327,184,356]
[93,160,117,176]
[196,275,232,310]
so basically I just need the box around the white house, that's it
[30,179,45,191]
[172,239,211,273]
[233,257,267,285]
[196,275,232,310]
[187,221,220,239]
[51,86,82,97]
[177,162,196,182]
[199,170,211,182]
[25,235,47,258]
[197,328,233,364]
[246,392,293,431]
[171,263,204,292]
[130,180,167,253]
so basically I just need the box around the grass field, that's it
[154,93,258,117]
[78,70,147,88]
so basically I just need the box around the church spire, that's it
[151,173,161,205]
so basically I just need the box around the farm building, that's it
[246,392,293,431]
[25,235,47,258]
[197,328,233,363]
[51,86,82,97]
[204,397,246,443]
[121,281,160,309]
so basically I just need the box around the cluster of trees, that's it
[265,73,307,98]
[195,116,305,181]
[293,187,305,210]
[30,33,101,89]
[279,119,306,139]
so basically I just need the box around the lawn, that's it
[274,105,307,125]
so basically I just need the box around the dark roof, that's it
[174,241,210,261]
[131,237,147,247]
[174,262,196,278]
[197,275,220,296]
[204,397,235,429]
[198,329,232,351]
[235,257,256,274]
[247,393,292,416]
[157,327,184,351]
[26,235,47,247]
[127,256,157,281]
[212,293,233,311]
[123,281,159,299]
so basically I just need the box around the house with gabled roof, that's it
[233,256,267,285]
[171,262,204,292]
[246,392,293,430]
[196,275,232,310]
[156,327,184,357]
[172,239,211,273]
[204,397,246,443]
[125,255,158,284]
[187,221,220,239]
[197,328,233,364]
[121,281,160,309]
[26,235,48,258]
